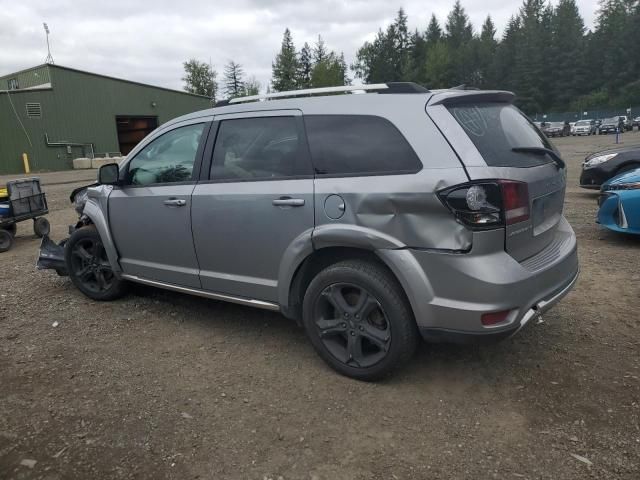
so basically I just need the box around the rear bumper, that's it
[378,217,579,342]
[420,268,579,343]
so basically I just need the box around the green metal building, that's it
[0,64,211,174]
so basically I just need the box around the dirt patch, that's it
[1,133,639,479]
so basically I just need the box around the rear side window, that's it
[211,116,310,181]
[304,115,421,176]
[447,103,554,168]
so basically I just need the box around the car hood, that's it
[603,168,640,189]
[585,145,640,160]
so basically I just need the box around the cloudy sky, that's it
[1,0,599,93]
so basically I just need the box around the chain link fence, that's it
[531,106,639,122]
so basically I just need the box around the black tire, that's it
[1,223,17,236]
[0,229,14,252]
[64,226,127,301]
[33,217,50,238]
[302,259,418,381]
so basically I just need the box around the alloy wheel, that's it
[69,238,114,293]
[313,283,391,368]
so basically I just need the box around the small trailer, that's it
[0,178,50,252]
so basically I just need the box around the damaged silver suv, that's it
[39,83,579,380]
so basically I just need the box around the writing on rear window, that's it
[448,103,554,168]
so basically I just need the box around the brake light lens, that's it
[499,180,530,225]
[438,180,530,229]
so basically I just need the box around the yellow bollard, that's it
[22,153,30,174]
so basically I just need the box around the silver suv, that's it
[41,83,579,380]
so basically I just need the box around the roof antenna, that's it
[43,23,54,64]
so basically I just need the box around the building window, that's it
[8,78,19,90]
[26,103,42,118]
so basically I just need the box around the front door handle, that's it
[163,198,186,207]
[272,197,305,207]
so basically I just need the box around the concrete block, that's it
[73,157,92,169]
[91,157,119,169]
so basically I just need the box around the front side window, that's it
[127,123,205,186]
[211,116,309,181]
[304,115,421,176]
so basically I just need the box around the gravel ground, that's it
[1,132,639,480]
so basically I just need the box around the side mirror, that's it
[98,163,120,185]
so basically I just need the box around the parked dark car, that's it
[580,145,640,189]
[599,117,623,134]
[542,121,570,137]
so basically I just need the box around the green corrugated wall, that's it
[0,65,211,174]
[0,65,51,90]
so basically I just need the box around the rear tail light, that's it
[499,180,530,225]
[438,180,530,230]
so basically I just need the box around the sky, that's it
[1,0,600,94]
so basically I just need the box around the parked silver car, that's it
[41,83,579,380]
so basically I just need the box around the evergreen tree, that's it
[338,52,351,85]
[444,1,476,85]
[352,9,411,83]
[477,16,498,88]
[510,0,553,113]
[311,51,349,87]
[243,77,261,96]
[445,0,473,48]
[223,61,245,98]
[182,59,218,101]
[297,42,313,88]
[271,28,299,92]
[313,35,328,64]
[425,14,443,46]
[550,0,587,108]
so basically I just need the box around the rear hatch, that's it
[427,92,567,261]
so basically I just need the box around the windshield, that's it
[576,121,589,126]
[604,117,618,123]
[447,102,554,168]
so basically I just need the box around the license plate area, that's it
[532,189,564,236]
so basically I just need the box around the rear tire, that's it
[64,226,127,301]
[302,259,418,381]
[0,229,14,252]
[33,217,50,238]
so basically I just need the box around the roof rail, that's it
[228,83,389,104]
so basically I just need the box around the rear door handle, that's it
[272,197,305,207]
[163,198,186,207]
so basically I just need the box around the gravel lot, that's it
[1,132,639,479]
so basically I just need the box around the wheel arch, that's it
[278,224,408,320]
[615,159,640,174]
[82,197,121,273]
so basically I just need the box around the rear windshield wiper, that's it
[512,147,566,169]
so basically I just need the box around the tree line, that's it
[183,0,640,114]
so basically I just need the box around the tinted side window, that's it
[304,115,421,176]
[128,123,205,185]
[211,116,310,181]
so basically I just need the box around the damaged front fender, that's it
[83,186,121,274]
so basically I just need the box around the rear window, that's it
[304,115,421,176]
[447,103,554,168]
